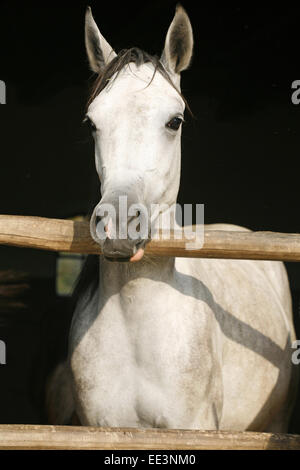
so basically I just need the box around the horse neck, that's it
[98,207,179,297]
[99,255,175,299]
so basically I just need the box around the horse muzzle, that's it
[90,195,149,262]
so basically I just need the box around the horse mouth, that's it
[104,256,131,263]
[103,241,147,263]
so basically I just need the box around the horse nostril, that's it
[95,215,102,226]
[94,215,108,240]
[127,212,141,240]
[95,215,108,231]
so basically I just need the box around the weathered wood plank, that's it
[1,215,300,261]
[0,425,299,450]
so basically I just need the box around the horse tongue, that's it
[130,248,145,263]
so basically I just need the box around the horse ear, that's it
[85,6,117,73]
[161,5,193,75]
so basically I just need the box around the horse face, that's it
[85,6,193,262]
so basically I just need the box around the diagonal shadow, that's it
[68,253,297,430]
[174,270,286,369]
[69,256,291,370]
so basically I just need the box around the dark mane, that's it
[86,47,191,112]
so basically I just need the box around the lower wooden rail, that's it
[0,425,299,450]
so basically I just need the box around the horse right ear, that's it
[85,6,117,73]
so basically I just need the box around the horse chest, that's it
[71,288,218,428]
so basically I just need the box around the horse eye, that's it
[166,117,183,131]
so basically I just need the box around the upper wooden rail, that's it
[0,425,299,450]
[1,215,300,261]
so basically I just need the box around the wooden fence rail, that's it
[0,425,300,450]
[1,215,300,261]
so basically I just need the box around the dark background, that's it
[0,1,300,430]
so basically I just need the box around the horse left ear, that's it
[161,5,193,75]
[85,6,117,73]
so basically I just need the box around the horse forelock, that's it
[86,47,191,114]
